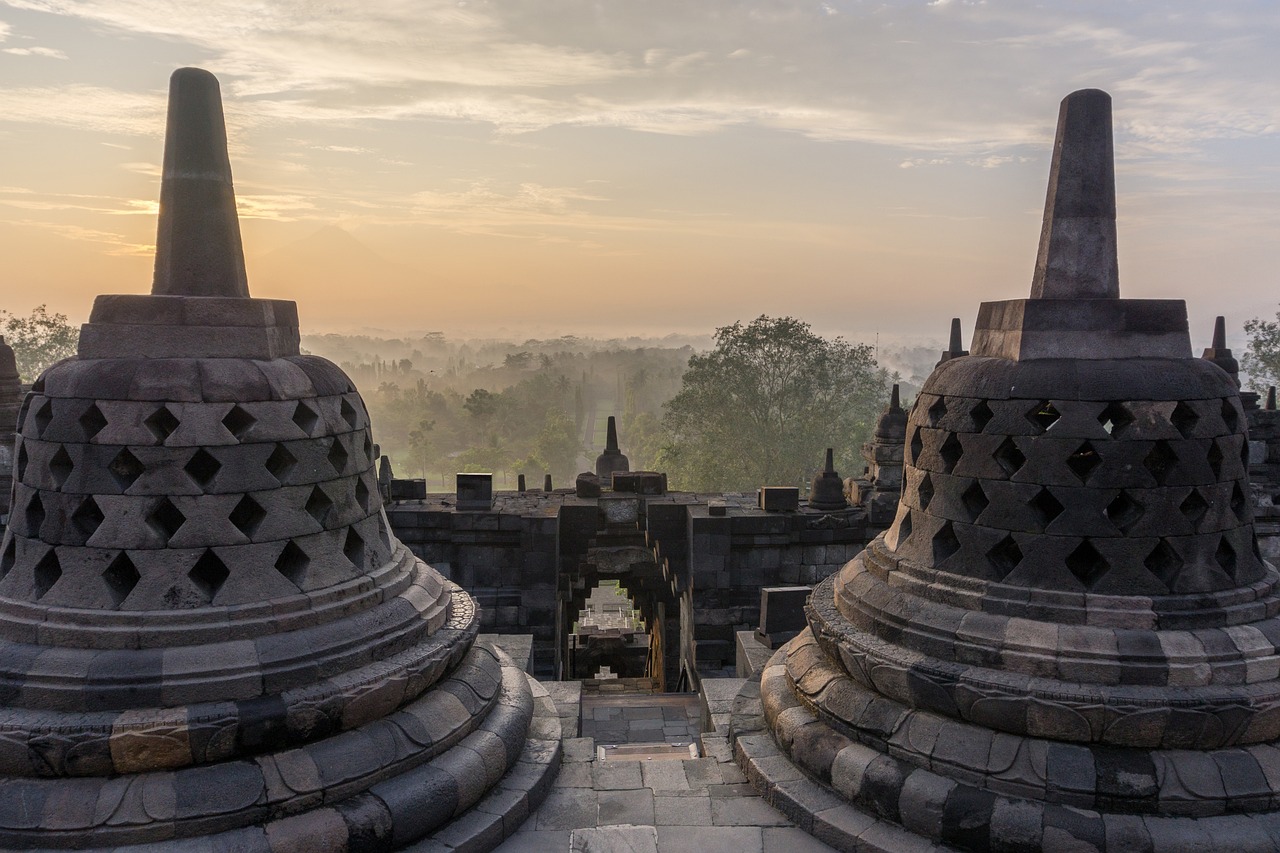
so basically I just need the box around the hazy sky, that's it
[1,1,1277,345]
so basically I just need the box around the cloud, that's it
[0,84,163,135]
[0,1,1275,181]
[3,45,66,58]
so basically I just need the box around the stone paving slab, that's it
[494,689,836,853]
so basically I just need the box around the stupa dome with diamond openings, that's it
[731,89,1280,852]
[0,67,559,851]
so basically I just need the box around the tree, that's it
[660,315,887,492]
[1244,313,1280,392]
[0,305,79,382]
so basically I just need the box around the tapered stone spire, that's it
[937,317,968,365]
[809,447,848,510]
[606,415,620,452]
[152,67,249,298]
[595,414,630,480]
[1202,314,1241,387]
[1030,88,1118,299]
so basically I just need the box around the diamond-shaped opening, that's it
[25,492,45,538]
[32,550,60,600]
[0,538,14,580]
[144,406,180,444]
[1215,537,1238,579]
[1104,490,1143,533]
[184,449,222,488]
[48,446,73,489]
[147,497,186,541]
[1222,398,1241,432]
[1180,489,1210,524]
[987,535,1023,579]
[16,443,27,480]
[993,436,1026,478]
[1028,400,1060,433]
[932,521,961,564]
[108,448,145,490]
[939,433,963,474]
[355,477,371,513]
[1029,487,1064,528]
[327,437,349,475]
[340,398,359,430]
[229,495,267,538]
[916,473,934,511]
[344,527,366,569]
[71,496,105,541]
[1231,482,1248,522]
[970,400,993,432]
[33,399,53,437]
[1143,440,1177,485]
[363,433,373,461]
[222,405,256,440]
[305,485,334,527]
[927,397,948,428]
[102,552,140,608]
[275,540,310,588]
[960,481,989,522]
[30,375,44,392]
[909,427,924,466]
[1207,440,1225,479]
[79,403,108,441]
[1144,540,1184,590]
[1170,401,1200,439]
[188,549,229,602]
[1097,402,1134,437]
[1066,441,1101,483]
[265,443,297,482]
[292,401,319,435]
[1066,540,1109,589]
[895,509,912,545]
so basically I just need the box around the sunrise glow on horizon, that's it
[0,1,1277,345]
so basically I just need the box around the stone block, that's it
[456,473,493,511]
[759,487,799,513]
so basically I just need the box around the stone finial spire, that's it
[809,447,848,511]
[937,318,969,365]
[1268,387,1277,411]
[888,383,902,412]
[595,415,630,479]
[152,67,249,298]
[606,415,620,452]
[1202,315,1240,388]
[544,473,553,491]
[1029,88,1118,300]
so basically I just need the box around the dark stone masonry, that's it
[730,88,1280,851]
[0,68,558,851]
[4,73,1280,853]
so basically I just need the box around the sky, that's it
[0,1,1278,346]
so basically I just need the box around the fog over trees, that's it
[0,304,950,493]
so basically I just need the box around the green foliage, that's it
[0,305,79,383]
[1244,313,1280,393]
[660,315,887,492]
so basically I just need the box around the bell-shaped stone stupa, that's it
[732,89,1280,852]
[0,68,558,851]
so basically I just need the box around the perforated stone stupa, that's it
[0,68,558,851]
[732,89,1280,851]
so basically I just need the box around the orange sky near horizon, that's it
[1,1,1278,348]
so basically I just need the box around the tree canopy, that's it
[1244,312,1280,393]
[659,315,887,492]
[1,305,79,383]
